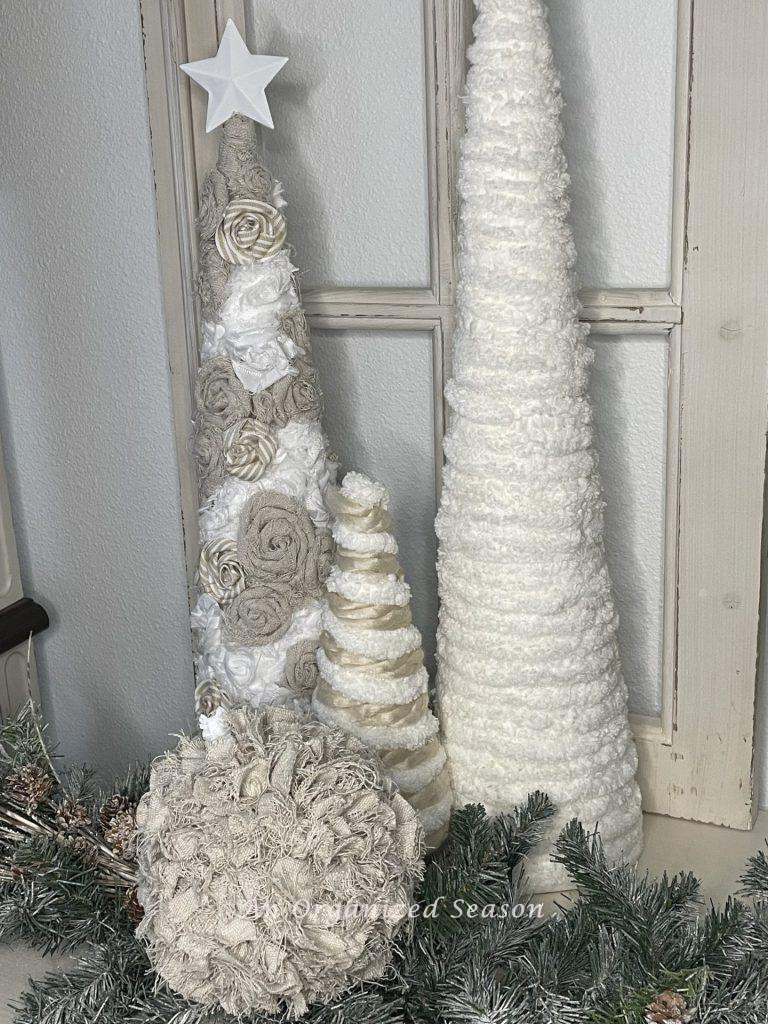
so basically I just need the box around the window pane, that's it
[312,329,438,669]
[588,334,669,716]
[548,1,678,289]
[246,1,431,289]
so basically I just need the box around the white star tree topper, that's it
[180,20,287,132]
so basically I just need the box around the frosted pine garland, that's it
[435,0,642,889]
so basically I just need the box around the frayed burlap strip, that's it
[135,705,423,1018]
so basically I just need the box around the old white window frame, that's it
[140,0,768,830]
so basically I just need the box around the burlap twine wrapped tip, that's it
[135,704,423,1018]
[197,114,276,318]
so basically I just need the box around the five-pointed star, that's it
[180,20,287,132]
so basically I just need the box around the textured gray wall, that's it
[0,0,195,773]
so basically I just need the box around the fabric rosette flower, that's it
[283,638,320,696]
[279,306,310,352]
[223,418,278,482]
[223,253,297,312]
[223,579,296,645]
[195,356,252,429]
[316,528,335,587]
[237,491,322,601]
[215,198,287,265]
[269,359,323,426]
[193,678,230,717]
[251,389,276,426]
[197,539,247,605]
[200,320,226,361]
[193,417,225,501]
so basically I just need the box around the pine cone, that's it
[98,794,130,831]
[58,832,98,863]
[5,764,53,810]
[124,885,144,925]
[104,808,137,860]
[645,991,695,1023]
[55,798,90,832]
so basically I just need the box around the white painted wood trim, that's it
[140,0,206,592]
[669,0,693,307]
[636,1,768,828]
[140,0,248,589]
[305,288,681,326]
[580,289,681,325]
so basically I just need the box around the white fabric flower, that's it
[200,320,226,361]
[200,423,337,542]
[214,255,302,392]
[191,593,322,705]
[224,253,297,311]
[199,706,229,742]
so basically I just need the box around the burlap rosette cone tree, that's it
[434,0,643,890]
[312,472,452,848]
[190,112,335,708]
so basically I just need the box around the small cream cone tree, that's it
[312,473,452,846]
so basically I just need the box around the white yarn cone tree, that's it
[190,115,335,708]
[435,0,643,889]
[312,473,452,847]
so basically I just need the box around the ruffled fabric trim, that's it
[387,743,447,794]
[333,521,398,554]
[312,693,440,751]
[316,647,427,705]
[325,566,411,607]
[340,472,389,509]
[322,609,422,661]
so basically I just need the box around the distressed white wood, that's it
[669,1,693,307]
[580,288,681,325]
[140,0,210,590]
[635,1,768,828]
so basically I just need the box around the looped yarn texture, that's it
[135,704,423,1018]
[434,0,643,889]
[215,198,287,265]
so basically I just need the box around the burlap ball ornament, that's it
[135,705,423,1018]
